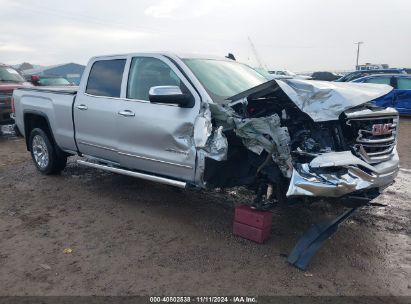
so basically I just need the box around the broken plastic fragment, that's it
[39,263,51,270]
[63,248,73,254]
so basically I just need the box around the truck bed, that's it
[13,86,78,153]
[17,86,79,95]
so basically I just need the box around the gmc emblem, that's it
[372,123,393,136]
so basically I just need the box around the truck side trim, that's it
[78,141,117,152]
[83,92,123,100]
[78,141,193,169]
[118,151,193,169]
[77,160,187,188]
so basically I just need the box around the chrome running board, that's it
[77,159,187,189]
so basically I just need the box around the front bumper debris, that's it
[288,207,358,270]
[286,150,399,197]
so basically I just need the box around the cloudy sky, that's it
[1,0,410,71]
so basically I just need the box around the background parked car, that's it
[254,68,278,80]
[336,68,407,82]
[311,71,342,81]
[269,69,312,80]
[352,74,411,115]
[0,64,32,126]
[26,74,73,86]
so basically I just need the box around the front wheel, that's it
[29,128,67,174]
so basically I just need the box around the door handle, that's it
[118,110,135,117]
[76,104,88,110]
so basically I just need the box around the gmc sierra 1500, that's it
[13,53,399,208]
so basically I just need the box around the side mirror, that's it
[149,86,192,107]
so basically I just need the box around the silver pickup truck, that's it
[13,53,400,207]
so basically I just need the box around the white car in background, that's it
[269,69,312,80]
[254,68,292,80]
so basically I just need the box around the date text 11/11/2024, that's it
[149,296,258,303]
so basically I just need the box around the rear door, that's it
[393,77,411,115]
[116,55,201,182]
[74,57,126,163]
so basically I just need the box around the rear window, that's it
[86,59,126,97]
[396,78,411,90]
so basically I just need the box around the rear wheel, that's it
[29,128,67,174]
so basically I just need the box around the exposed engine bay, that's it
[196,79,399,208]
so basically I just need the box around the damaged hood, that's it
[228,79,393,121]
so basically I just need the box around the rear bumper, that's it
[286,150,399,197]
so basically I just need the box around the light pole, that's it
[355,41,363,70]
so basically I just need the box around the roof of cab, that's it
[89,52,232,62]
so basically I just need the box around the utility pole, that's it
[355,41,363,70]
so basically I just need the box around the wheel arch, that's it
[23,110,57,151]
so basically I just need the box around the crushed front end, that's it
[287,107,399,200]
[197,79,399,205]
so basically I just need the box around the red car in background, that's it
[0,64,32,125]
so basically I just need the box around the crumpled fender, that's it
[276,79,393,121]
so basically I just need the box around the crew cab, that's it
[13,53,400,208]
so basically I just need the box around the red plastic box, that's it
[234,205,273,229]
[233,221,271,244]
[233,205,272,244]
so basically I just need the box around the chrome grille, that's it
[346,115,398,164]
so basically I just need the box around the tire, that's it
[29,128,67,174]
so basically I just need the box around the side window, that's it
[127,57,183,101]
[86,59,126,97]
[396,78,411,90]
[365,77,391,85]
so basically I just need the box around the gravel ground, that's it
[0,119,410,296]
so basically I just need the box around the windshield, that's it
[183,58,267,104]
[0,67,26,82]
[38,77,71,86]
[253,67,272,79]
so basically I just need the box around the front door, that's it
[74,58,126,164]
[116,55,200,182]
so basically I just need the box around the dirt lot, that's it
[0,119,410,296]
